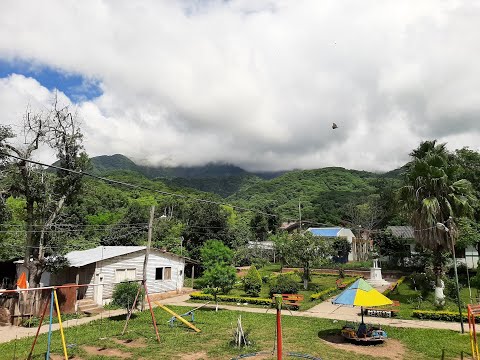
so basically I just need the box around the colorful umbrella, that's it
[332,278,392,323]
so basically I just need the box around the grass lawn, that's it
[382,278,479,320]
[0,306,470,360]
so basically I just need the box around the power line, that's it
[1,152,277,218]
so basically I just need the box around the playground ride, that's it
[468,304,480,360]
[154,301,201,332]
[332,278,392,345]
[340,323,387,344]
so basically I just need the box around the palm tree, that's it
[400,140,476,304]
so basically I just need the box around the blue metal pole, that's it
[46,289,54,359]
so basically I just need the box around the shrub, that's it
[244,266,262,297]
[443,276,463,300]
[269,274,300,297]
[190,292,274,307]
[112,281,143,310]
[412,310,480,323]
[410,272,435,297]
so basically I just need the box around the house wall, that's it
[81,250,185,303]
[458,245,478,269]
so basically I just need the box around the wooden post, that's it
[142,206,155,311]
[191,265,195,288]
[274,295,283,360]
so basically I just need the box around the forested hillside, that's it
[228,167,401,225]
[89,154,284,197]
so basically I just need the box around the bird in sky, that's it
[332,122,338,129]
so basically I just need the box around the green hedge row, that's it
[383,276,406,296]
[310,277,358,301]
[190,291,273,307]
[412,310,480,323]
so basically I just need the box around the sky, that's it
[0,0,479,172]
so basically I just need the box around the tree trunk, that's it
[303,266,309,290]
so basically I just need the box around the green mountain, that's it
[90,154,248,178]
[87,154,403,225]
[88,154,285,196]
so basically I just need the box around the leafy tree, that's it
[200,239,234,268]
[250,213,269,241]
[269,274,300,296]
[152,218,185,255]
[202,264,237,301]
[271,232,290,270]
[200,240,236,308]
[287,232,334,289]
[182,202,231,259]
[399,140,476,304]
[371,230,411,268]
[101,202,149,246]
[243,265,262,297]
[332,237,351,263]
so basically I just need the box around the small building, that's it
[18,246,186,305]
[307,227,361,261]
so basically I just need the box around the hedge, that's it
[190,291,273,307]
[382,276,406,296]
[412,309,480,323]
[310,277,358,301]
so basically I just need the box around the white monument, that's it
[367,259,389,287]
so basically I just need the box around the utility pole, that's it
[142,205,155,311]
[447,218,464,334]
[298,200,302,231]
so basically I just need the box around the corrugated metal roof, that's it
[65,246,189,267]
[307,227,342,237]
[387,226,414,239]
[66,246,146,267]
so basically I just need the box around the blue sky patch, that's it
[0,59,102,102]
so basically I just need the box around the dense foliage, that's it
[243,265,262,297]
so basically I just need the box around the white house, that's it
[19,246,187,305]
[307,227,361,261]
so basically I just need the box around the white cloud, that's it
[1,0,480,171]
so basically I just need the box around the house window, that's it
[155,267,172,280]
[115,268,136,283]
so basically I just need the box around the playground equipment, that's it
[166,302,210,328]
[154,301,201,332]
[26,288,69,360]
[340,323,387,344]
[121,280,161,342]
[468,304,480,360]
[230,294,322,359]
[332,278,391,344]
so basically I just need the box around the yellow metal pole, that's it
[154,301,201,332]
[53,289,69,360]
